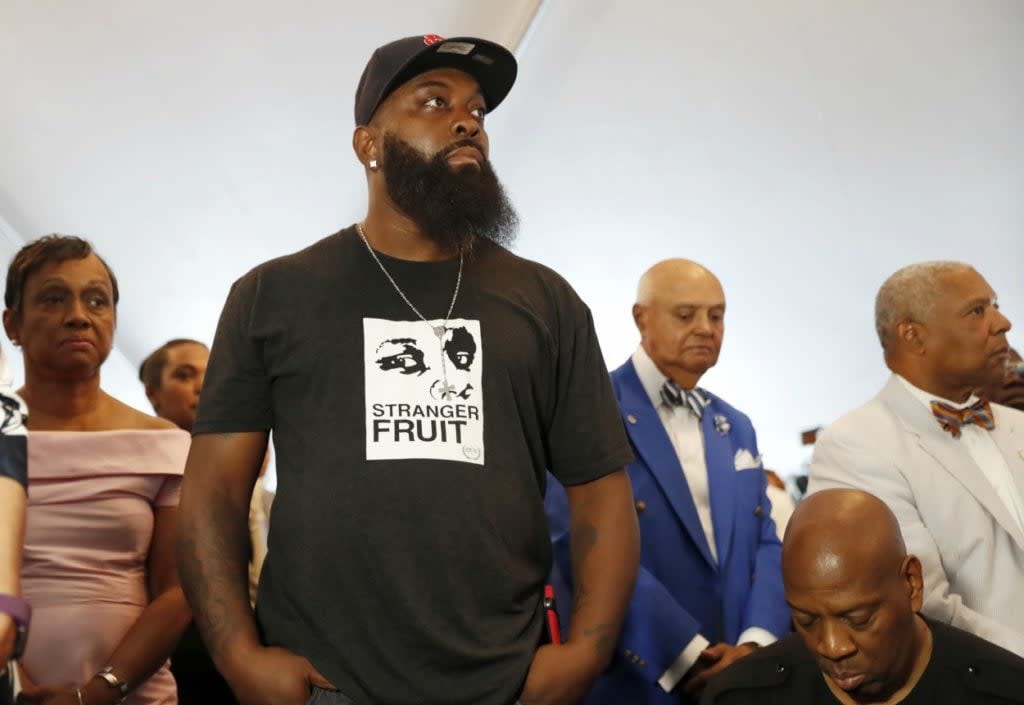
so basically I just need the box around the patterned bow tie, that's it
[930,399,995,438]
[660,381,705,419]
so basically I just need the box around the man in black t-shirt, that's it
[177,35,640,705]
[701,489,1024,704]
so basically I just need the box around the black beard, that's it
[380,134,518,253]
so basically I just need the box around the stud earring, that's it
[369,159,378,170]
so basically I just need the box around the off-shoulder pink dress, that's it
[20,430,190,705]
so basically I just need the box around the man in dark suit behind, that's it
[701,489,1024,704]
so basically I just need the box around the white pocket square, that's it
[734,449,762,471]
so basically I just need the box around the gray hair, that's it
[874,261,973,350]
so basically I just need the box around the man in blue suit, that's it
[546,259,788,704]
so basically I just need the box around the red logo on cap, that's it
[423,34,445,46]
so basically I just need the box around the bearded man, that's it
[176,35,640,705]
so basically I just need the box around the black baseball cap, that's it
[354,34,518,126]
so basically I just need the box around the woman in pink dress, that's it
[4,235,191,705]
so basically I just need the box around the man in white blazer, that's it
[808,261,1024,656]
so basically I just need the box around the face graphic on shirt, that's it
[364,318,485,464]
[443,326,476,371]
[375,338,429,377]
[0,390,26,435]
[374,324,478,402]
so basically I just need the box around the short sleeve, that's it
[546,289,633,485]
[0,349,27,488]
[155,475,183,507]
[193,271,274,434]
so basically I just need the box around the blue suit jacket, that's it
[546,359,789,705]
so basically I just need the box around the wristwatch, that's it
[95,666,129,703]
[0,593,31,659]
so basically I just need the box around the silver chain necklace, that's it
[356,222,464,400]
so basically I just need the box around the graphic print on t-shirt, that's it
[364,317,484,465]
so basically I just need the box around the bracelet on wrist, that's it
[93,666,129,704]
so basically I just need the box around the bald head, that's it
[636,259,722,307]
[784,490,930,702]
[784,489,906,587]
[633,259,725,389]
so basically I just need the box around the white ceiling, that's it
[3,1,1023,474]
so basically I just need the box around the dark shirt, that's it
[810,655,940,703]
[0,368,28,488]
[195,228,633,705]
[702,619,1024,704]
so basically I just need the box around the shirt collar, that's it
[894,374,980,412]
[632,345,708,412]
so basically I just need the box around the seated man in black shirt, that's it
[701,488,1024,704]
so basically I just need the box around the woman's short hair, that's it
[4,234,120,311]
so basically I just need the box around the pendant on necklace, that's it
[433,325,447,338]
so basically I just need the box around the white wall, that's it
[493,0,1024,474]
[2,1,1022,475]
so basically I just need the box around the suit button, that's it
[626,414,638,425]
[754,505,763,517]
[624,649,634,657]
[776,664,786,674]
[750,572,756,584]
[638,659,647,667]
[967,665,978,676]
[635,500,647,513]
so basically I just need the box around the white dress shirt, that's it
[896,375,1024,533]
[632,347,775,692]
[765,484,795,540]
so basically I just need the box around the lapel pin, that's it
[713,414,731,436]
[627,414,637,425]
[635,500,647,513]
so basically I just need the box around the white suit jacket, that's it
[808,374,1024,656]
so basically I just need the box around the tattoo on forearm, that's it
[176,486,252,659]
[583,623,617,656]
[570,518,598,615]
